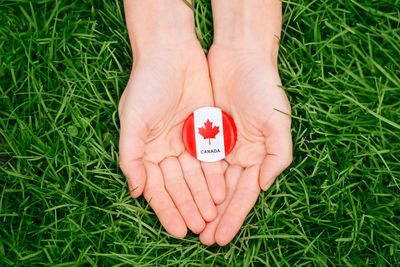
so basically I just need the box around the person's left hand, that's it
[200,44,293,246]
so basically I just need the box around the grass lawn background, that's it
[1,0,400,265]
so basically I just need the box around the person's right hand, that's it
[118,39,226,238]
[119,0,226,238]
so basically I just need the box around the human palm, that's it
[200,45,293,245]
[119,42,225,238]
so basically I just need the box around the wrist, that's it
[124,0,197,57]
[211,0,281,57]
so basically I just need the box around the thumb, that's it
[259,125,292,191]
[119,115,147,198]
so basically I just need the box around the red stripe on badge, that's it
[222,110,237,156]
[182,112,197,159]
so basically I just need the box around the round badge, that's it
[182,107,237,162]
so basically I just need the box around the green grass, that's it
[1,0,400,265]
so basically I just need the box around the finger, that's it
[119,117,147,198]
[221,160,229,174]
[201,161,226,205]
[160,157,205,234]
[179,152,217,222]
[199,165,242,246]
[215,165,261,246]
[260,126,292,191]
[143,162,187,238]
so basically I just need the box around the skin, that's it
[199,0,292,246]
[119,0,225,238]
[120,0,292,244]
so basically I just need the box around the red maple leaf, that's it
[198,119,220,145]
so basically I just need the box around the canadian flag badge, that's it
[182,107,237,162]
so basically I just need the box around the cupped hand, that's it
[200,45,293,245]
[118,41,225,238]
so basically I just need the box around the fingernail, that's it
[262,178,276,191]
